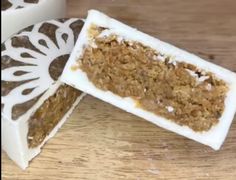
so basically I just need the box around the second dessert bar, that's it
[61,10,236,150]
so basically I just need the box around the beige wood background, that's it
[2,0,236,179]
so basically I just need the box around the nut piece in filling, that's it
[27,85,81,148]
[79,25,228,132]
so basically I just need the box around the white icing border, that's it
[61,10,236,150]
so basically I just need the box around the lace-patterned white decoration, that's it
[4,0,40,10]
[1,18,83,121]
[3,0,40,10]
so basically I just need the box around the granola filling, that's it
[79,27,228,132]
[27,85,81,148]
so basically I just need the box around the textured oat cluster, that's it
[28,85,81,148]
[80,26,228,132]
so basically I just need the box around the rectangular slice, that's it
[61,10,236,150]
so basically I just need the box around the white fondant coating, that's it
[2,18,85,169]
[61,10,236,150]
[1,0,66,43]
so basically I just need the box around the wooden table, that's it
[2,0,236,179]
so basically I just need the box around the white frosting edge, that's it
[61,9,236,150]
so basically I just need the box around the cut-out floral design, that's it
[1,18,83,120]
[2,0,40,11]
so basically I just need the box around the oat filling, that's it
[78,26,228,132]
[27,85,81,148]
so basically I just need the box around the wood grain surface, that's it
[2,0,236,179]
